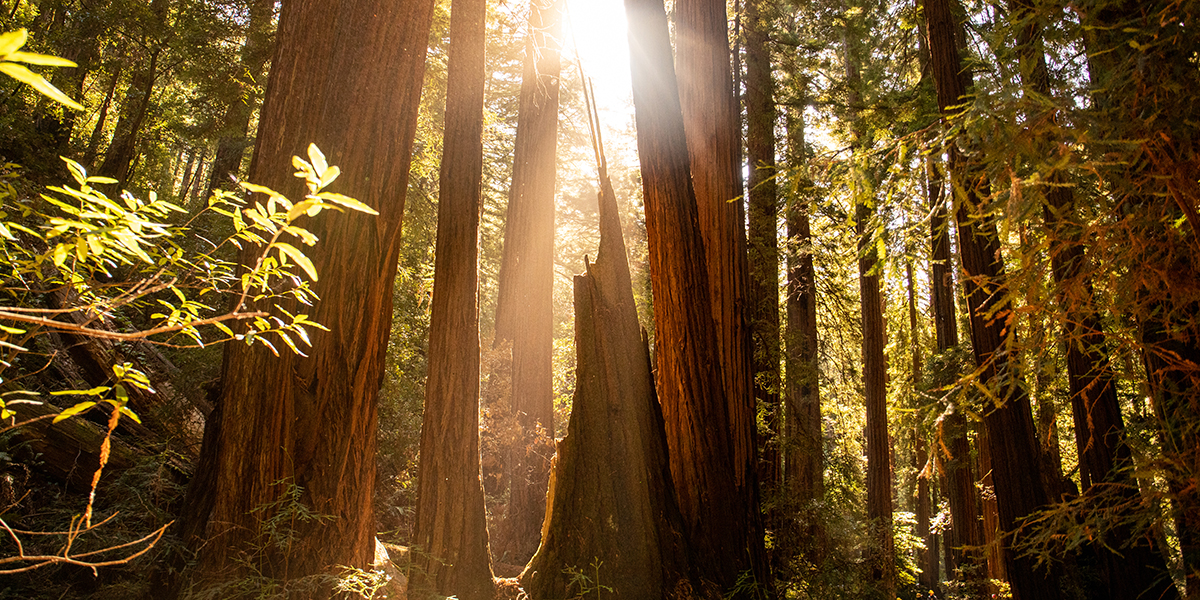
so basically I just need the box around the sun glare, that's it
[564,0,633,133]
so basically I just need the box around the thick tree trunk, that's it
[493,0,563,565]
[624,0,765,591]
[743,0,781,492]
[521,167,692,600]
[203,0,276,198]
[924,1,1061,598]
[674,0,760,552]
[172,0,437,591]
[412,0,494,596]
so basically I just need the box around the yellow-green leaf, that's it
[274,242,317,281]
[0,30,28,57]
[314,192,378,215]
[0,62,84,110]
[53,400,97,423]
[7,50,76,67]
[307,144,328,178]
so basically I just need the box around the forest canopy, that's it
[0,0,1196,598]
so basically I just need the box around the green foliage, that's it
[0,29,83,110]
[563,558,613,600]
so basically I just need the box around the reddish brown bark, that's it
[624,0,765,590]
[675,0,757,496]
[412,0,495,596]
[175,0,436,589]
[521,165,692,600]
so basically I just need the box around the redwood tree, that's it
[625,0,766,590]
[923,0,1062,596]
[492,0,564,564]
[412,0,495,595]
[172,0,437,589]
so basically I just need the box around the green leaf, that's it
[314,192,378,215]
[85,175,118,185]
[53,400,97,423]
[239,181,287,201]
[0,30,28,57]
[0,63,84,110]
[51,385,109,396]
[118,404,141,424]
[274,242,318,281]
[7,50,76,67]
[307,144,328,179]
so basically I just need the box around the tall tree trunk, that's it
[412,0,494,596]
[83,65,120,169]
[783,71,824,563]
[625,0,766,591]
[923,0,1062,597]
[743,0,781,493]
[521,162,693,599]
[1009,2,1179,597]
[170,0,437,591]
[493,0,563,565]
[674,0,761,568]
[909,261,939,589]
[844,26,894,598]
[96,48,159,188]
[204,0,277,198]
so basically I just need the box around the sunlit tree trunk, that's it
[923,0,1061,597]
[412,0,495,596]
[908,260,939,589]
[625,0,765,591]
[204,0,276,198]
[170,0,437,592]
[492,0,563,564]
[96,47,159,188]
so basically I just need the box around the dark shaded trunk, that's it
[521,163,692,600]
[624,0,765,591]
[1009,2,1179,597]
[83,65,120,169]
[783,71,824,563]
[923,0,1062,597]
[492,0,563,565]
[170,0,437,591]
[96,48,159,188]
[743,0,780,493]
[412,0,494,595]
[204,0,277,198]
[675,0,762,579]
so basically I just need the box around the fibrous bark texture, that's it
[624,0,764,591]
[493,0,563,564]
[412,0,495,595]
[675,0,758,503]
[175,0,436,589]
[521,169,691,600]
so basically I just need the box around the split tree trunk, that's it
[521,167,691,599]
[412,0,495,595]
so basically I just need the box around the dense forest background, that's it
[0,0,1196,598]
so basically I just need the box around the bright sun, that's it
[564,0,633,133]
